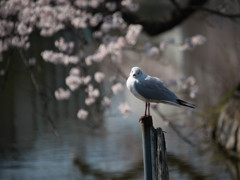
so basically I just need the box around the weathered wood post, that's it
[141,116,169,180]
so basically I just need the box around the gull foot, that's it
[139,115,151,122]
[139,116,146,122]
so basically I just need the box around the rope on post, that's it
[141,116,169,180]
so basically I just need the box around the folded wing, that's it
[134,76,179,105]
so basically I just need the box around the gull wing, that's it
[134,75,178,104]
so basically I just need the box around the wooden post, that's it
[141,116,169,180]
[156,128,169,180]
[142,116,153,180]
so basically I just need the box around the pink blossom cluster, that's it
[65,68,92,91]
[0,0,143,66]
[144,43,160,57]
[54,88,71,100]
[106,2,117,12]
[143,35,206,58]
[55,37,74,54]
[77,108,88,120]
[11,36,30,49]
[101,12,127,33]
[75,0,104,9]
[0,0,30,18]
[118,102,131,116]
[85,37,127,64]
[94,72,105,83]
[65,74,82,91]
[0,20,14,37]
[180,35,207,51]
[41,50,78,65]
[89,13,103,27]
[102,96,111,107]
[111,82,124,94]
[126,24,142,45]
[0,0,124,58]
[85,85,100,106]
[181,76,199,99]
[121,0,139,12]
[165,76,199,99]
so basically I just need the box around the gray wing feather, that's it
[135,76,178,103]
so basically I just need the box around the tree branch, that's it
[121,0,208,36]
[190,6,240,19]
[122,0,240,36]
[19,50,61,140]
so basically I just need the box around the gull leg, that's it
[139,102,148,122]
[147,102,150,116]
[145,102,147,116]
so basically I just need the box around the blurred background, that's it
[1,0,240,179]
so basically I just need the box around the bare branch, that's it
[19,50,61,140]
[169,0,182,11]
[190,6,240,19]
[122,0,240,36]
[153,108,198,148]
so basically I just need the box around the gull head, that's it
[130,67,143,78]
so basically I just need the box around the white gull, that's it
[126,67,195,119]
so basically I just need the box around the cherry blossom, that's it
[55,37,74,53]
[121,0,139,12]
[106,2,117,11]
[126,24,142,45]
[17,22,33,36]
[147,46,160,57]
[82,75,91,85]
[11,36,30,49]
[118,103,131,116]
[85,56,93,66]
[191,35,206,46]
[102,96,111,107]
[0,20,14,37]
[70,67,80,76]
[65,74,82,91]
[41,50,79,65]
[94,72,105,83]
[111,82,123,94]
[55,88,71,100]
[89,88,100,98]
[85,97,96,106]
[77,109,89,120]
[89,13,103,27]
[189,86,199,99]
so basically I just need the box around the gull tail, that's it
[177,99,195,109]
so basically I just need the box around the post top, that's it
[141,116,153,126]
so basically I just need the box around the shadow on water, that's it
[73,157,143,180]
[167,154,210,180]
[73,151,214,180]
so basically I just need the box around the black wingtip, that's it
[177,99,196,109]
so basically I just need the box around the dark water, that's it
[0,31,237,180]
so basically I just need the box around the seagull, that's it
[126,67,195,120]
